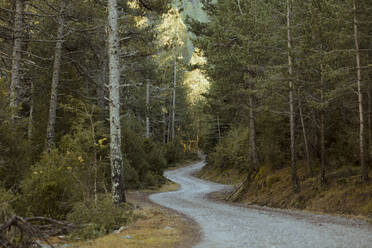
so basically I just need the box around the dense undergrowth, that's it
[0,114,197,240]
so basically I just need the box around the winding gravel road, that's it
[149,161,372,248]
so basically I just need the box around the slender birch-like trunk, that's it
[146,80,150,138]
[287,0,299,192]
[163,109,167,144]
[88,112,98,207]
[318,6,326,183]
[320,63,326,184]
[249,89,258,168]
[171,56,177,140]
[46,0,66,149]
[167,111,171,143]
[217,115,221,144]
[368,42,372,162]
[171,1,179,141]
[298,96,312,176]
[162,95,167,144]
[368,73,372,160]
[28,81,34,140]
[108,0,126,204]
[353,0,369,182]
[97,43,108,120]
[10,0,24,124]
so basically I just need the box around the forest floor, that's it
[197,163,372,222]
[67,160,201,248]
[151,161,372,248]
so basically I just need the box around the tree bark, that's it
[366,17,372,169]
[353,0,369,182]
[108,0,126,204]
[320,63,326,184]
[367,73,372,162]
[217,115,221,144]
[10,0,24,124]
[45,0,66,149]
[287,0,299,192]
[167,111,171,143]
[298,96,312,176]
[171,56,177,140]
[146,80,150,138]
[163,106,167,144]
[249,88,258,169]
[97,42,108,121]
[28,81,34,140]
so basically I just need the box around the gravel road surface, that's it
[149,161,372,248]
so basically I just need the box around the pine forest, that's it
[0,0,371,247]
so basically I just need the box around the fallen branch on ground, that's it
[0,215,81,248]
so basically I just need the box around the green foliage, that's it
[207,126,250,171]
[257,114,289,169]
[164,137,186,164]
[0,1,200,240]
[122,119,168,189]
[0,122,33,190]
[190,0,372,187]
[67,195,133,240]
[20,150,75,218]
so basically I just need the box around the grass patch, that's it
[70,206,184,248]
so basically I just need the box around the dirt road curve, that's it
[149,161,372,248]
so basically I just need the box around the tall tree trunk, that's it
[162,105,167,144]
[217,115,221,144]
[298,96,312,176]
[25,8,33,140]
[167,111,171,143]
[45,1,66,149]
[353,0,369,182]
[171,56,177,140]
[249,87,258,169]
[367,44,372,165]
[320,63,326,184]
[196,118,200,154]
[108,0,126,204]
[27,81,34,140]
[287,0,299,192]
[162,95,167,144]
[368,69,372,162]
[10,0,24,124]
[97,43,108,121]
[146,80,150,138]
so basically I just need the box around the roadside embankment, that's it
[197,163,372,222]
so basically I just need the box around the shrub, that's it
[0,123,32,191]
[67,195,133,240]
[123,159,140,189]
[164,137,187,165]
[122,120,168,188]
[20,150,76,218]
[207,126,250,171]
